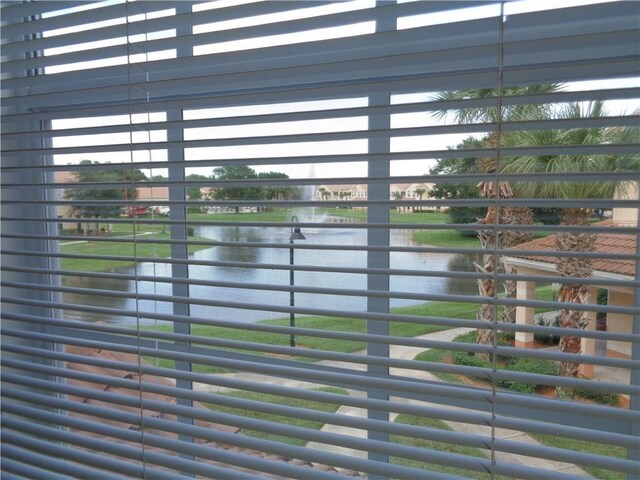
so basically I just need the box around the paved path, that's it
[59,231,157,246]
[194,327,590,477]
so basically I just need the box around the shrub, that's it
[496,378,537,394]
[574,387,619,406]
[454,331,477,343]
[508,357,558,376]
[451,351,492,369]
[498,331,515,343]
[444,331,619,405]
[597,288,608,306]
[451,331,511,363]
[497,357,558,394]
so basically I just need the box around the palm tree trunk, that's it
[502,206,535,323]
[475,238,496,359]
[556,208,595,397]
[474,177,514,357]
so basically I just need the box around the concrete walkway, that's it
[59,230,158,246]
[194,328,591,477]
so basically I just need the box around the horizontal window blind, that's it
[2,1,639,479]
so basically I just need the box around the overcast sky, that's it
[50,0,640,181]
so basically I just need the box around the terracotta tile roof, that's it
[54,170,77,184]
[65,345,361,478]
[507,221,636,277]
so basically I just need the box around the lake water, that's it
[62,219,480,325]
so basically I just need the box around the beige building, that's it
[315,183,437,211]
[504,182,638,382]
[315,184,365,201]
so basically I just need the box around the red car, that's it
[125,206,149,217]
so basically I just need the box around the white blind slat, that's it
[2,1,638,478]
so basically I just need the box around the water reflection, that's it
[215,226,262,264]
[62,220,479,325]
[445,253,483,297]
[62,274,131,323]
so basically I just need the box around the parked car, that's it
[155,206,170,216]
[125,206,149,217]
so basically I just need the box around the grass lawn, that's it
[415,330,627,480]
[144,298,481,374]
[205,387,348,447]
[204,386,503,478]
[61,222,143,237]
[321,208,481,248]
[318,208,450,225]
[145,284,554,374]
[188,210,291,223]
[530,434,627,480]
[412,229,480,248]
[59,232,211,272]
[392,413,512,479]
[141,302,478,374]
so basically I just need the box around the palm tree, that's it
[433,84,561,354]
[501,101,630,393]
[414,187,426,212]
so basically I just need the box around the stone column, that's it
[579,286,598,378]
[515,276,536,348]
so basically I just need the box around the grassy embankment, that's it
[318,208,481,248]
[188,211,291,223]
[58,211,292,271]
[59,231,210,272]
[146,284,553,375]
[325,208,552,247]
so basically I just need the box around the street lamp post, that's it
[289,215,305,347]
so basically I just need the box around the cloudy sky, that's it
[50,0,639,181]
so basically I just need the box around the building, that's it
[504,182,638,381]
[135,186,170,203]
[315,182,437,211]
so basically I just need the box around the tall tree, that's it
[185,173,209,212]
[501,101,634,392]
[258,171,298,204]
[64,160,148,234]
[211,166,261,214]
[432,84,562,355]
[429,137,487,233]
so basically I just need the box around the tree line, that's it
[64,163,298,222]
